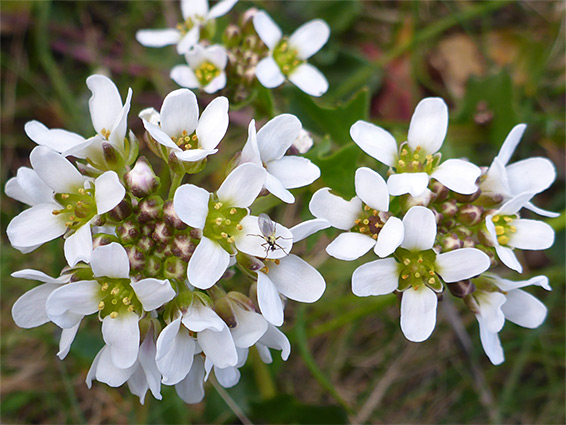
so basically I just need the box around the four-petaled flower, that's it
[171,44,228,94]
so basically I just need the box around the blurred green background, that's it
[1,1,564,423]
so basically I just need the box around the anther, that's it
[192,134,198,141]
[398,160,406,167]
[215,217,223,225]
[101,282,109,291]
[236,224,243,231]
[498,235,509,245]
[503,216,513,223]
[401,149,408,156]
[415,146,422,153]
[214,202,223,209]
[364,205,370,211]
[354,219,361,225]
[110,311,118,319]
[411,160,420,168]
[403,258,411,265]
[69,215,76,221]
[52,210,61,215]
[61,194,70,199]
[359,227,366,233]
[275,259,280,265]
[221,232,228,238]
[428,270,435,276]
[122,297,131,305]
[492,215,500,222]
[128,305,135,312]
[98,301,105,310]
[230,208,237,215]
[184,136,190,142]
[78,188,85,195]
[111,287,120,295]
[509,225,517,232]
[495,226,505,236]
[372,234,378,240]
[417,258,423,263]
[428,278,436,285]
[401,274,409,280]
[226,236,235,244]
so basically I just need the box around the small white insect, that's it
[249,213,290,260]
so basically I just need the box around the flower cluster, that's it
[7,75,326,404]
[136,0,330,100]
[311,97,556,363]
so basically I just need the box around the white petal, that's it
[207,0,238,19]
[93,346,137,387]
[253,11,282,49]
[175,355,205,404]
[108,87,132,148]
[350,120,398,167]
[188,237,230,289]
[401,206,436,251]
[30,146,84,193]
[475,291,506,333]
[407,97,448,154]
[102,312,140,369]
[11,269,68,284]
[95,171,125,214]
[326,232,374,261]
[257,271,284,326]
[264,172,295,203]
[161,88,199,137]
[86,75,123,136]
[46,281,100,328]
[290,218,330,243]
[235,215,293,260]
[142,119,181,150]
[258,323,290,361]
[198,324,238,368]
[387,173,429,197]
[240,120,262,166]
[509,219,554,250]
[435,248,490,282]
[495,245,522,273]
[132,331,163,402]
[289,19,330,59]
[174,148,217,162]
[497,192,533,216]
[5,167,53,206]
[182,0,208,19]
[489,274,551,292]
[182,301,225,332]
[400,285,437,342]
[62,135,104,162]
[214,366,241,388]
[476,316,504,365]
[266,156,320,189]
[288,63,328,97]
[267,254,326,303]
[374,216,404,257]
[132,278,175,311]
[64,223,93,267]
[203,72,227,94]
[354,167,389,211]
[12,283,60,328]
[257,114,302,163]
[523,202,560,218]
[231,308,268,348]
[431,159,480,195]
[497,124,526,166]
[156,318,196,385]
[7,203,66,249]
[507,157,556,196]
[255,57,285,88]
[170,65,199,89]
[481,157,511,196]
[217,163,266,207]
[309,188,361,230]
[352,258,399,297]
[135,29,181,47]
[173,184,210,229]
[203,45,228,69]
[24,120,84,152]
[58,321,80,359]
[91,242,130,279]
[501,289,547,329]
[196,96,229,150]
[177,27,200,54]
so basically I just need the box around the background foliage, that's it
[1,1,564,424]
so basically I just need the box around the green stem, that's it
[168,171,184,199]
[250,346,276,399]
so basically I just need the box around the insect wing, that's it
[258,213,276,237]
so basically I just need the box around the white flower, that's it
[173,163,269,289]
[253,11,330,97]
[136,0,238,54]
[26,75,133,169]
[6,146,125,266]
[141,89,229,164]
[472,273,551,365]
[350,97,481,197]
[174,355,206,404]
[309,167,405,261]
[87,326,162,404]
[239,115,320,203]
[352,206,491,342]
[171,44,228,94]
[484,192,555,273]
[46,243,175,369]
[481,124,559,217]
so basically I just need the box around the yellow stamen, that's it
[498,235,509,245]
[98,301,105,310]
[110,311,119,319]
[122,297,131,305]
[428,278,435,285]
[403,258,411,265]
[214,202,223,210]
[401,274,409,280]
[236,224,243,231]
[230,208,237,215]
[495,226,505,236]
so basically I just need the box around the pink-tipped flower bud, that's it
[439,233,463,252]
[172,234,196,262]
[152,221,174,244]
[430,180,449,202]
[117,220,141,244]
[457,204,484,226]
[108,199,133,222]
[163,256,186,281]
[125,245,146,271]
[438,199,458,218]
[453,188,481,203]
[163,201,187,230]
[124,157,160,198]
[138,196,163,223]
[92,233,119,249]
[447,280,476,298]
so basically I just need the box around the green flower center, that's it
[352,204,389,240]
[395,142,440,174]
[195,62,221,86]
[172,130,200,151]
[273,37,303,75]
[53,188,97,230]
[396,248,442,292]
[491,214,517,246]
[202,199,247,252]
[96,278,142,319]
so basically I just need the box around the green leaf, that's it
[289,88,370,146]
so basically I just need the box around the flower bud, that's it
[240,8,258,34]
[439,233,463,252]
[138,196,163,223]
[125,157,160,197]
[125,245,146,271]
[447,280,476,298]
[401,189,433,209]
[475,192,504,208]
[102,141,121,169]
[214,297,236,328]
[117,220,141,244]
[438,199,458,218]
[108,199,133,221]
[145,256,162,277]
[430,180,449,202]
[236,252,265,272]
[163,201,187,230]
[291,129,314,154]
[453,225,472,239]
[137,235,155,253]
[456,204,484,226]
[163,256,186,281]
[190,228,202,240]
[453,188,481,203]
[152,221,174,244]
[92,233,119,249]
[463,293,480,315]
[223,24,242,47]
[172,234,196,262]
